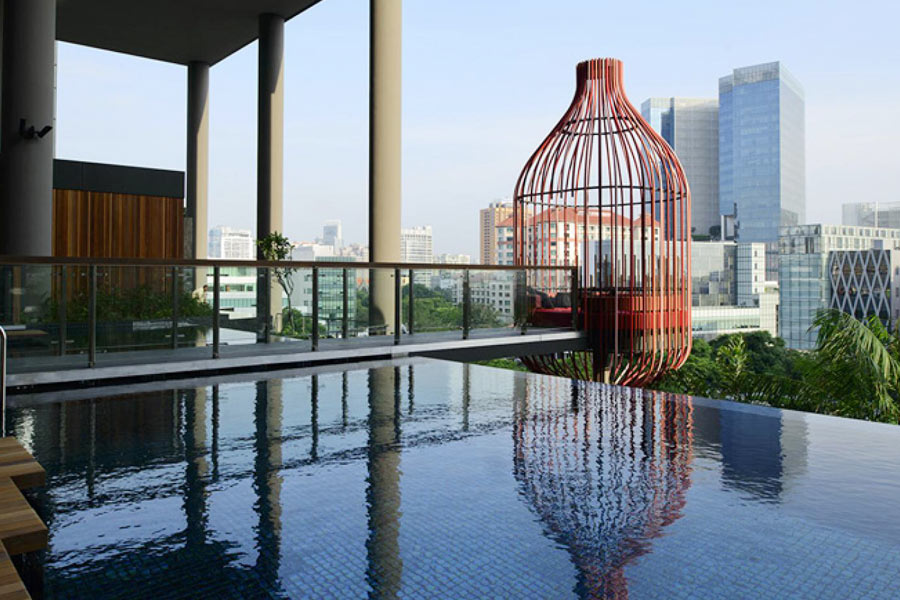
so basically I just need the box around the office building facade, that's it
[208,226,254,260]
[401,226,433,264]
[719,62,805,277]
[641,97,720,237]
[779,224,900,349]
[691,241,777,339]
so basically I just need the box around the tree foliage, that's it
[257,231,297,333]
[653,310,900,424]
[356,283,504,332]
[50,286,211,322]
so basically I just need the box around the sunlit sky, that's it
[56,0,900,256]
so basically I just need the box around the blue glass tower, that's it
[719,62,805,277]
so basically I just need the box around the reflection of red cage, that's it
[514,58,691,385]
[513,379,694,598]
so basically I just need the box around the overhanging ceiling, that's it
[56,0,324,65]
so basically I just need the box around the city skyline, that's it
[54,0,900,257]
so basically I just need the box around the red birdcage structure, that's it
[514,58,691,385]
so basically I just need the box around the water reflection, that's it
[252,380,283,590]
[366,367,403,599]
[513,379,694,599]
[6,360,840,599]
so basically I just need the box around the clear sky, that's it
[55,0,900,257]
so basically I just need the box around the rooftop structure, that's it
[0,0,403,336]
[842,201,900,230]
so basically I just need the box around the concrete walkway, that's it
[7,327,585,391]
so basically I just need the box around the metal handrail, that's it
[0,255,574,272]
[0,324,6,437]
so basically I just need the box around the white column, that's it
[368,0,402,334]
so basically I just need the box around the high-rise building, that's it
[779,224,900,349]
[479,200,513,264]
[401,226,433,264]
[496,217,515,266]
[641,97,720,238]
[842,201,900,229]
[321,220,343,249]
[719,62,805,277]
[208,226,254,260]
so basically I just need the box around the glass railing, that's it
[0,257,577,373]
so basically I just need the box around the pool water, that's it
[9,358,900,599]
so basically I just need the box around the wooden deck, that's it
[0,543,29,600]
[0,438,49,599]
[0,440,45,491]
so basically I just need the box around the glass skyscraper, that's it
[719,62,805,277]
[641,98,720,238]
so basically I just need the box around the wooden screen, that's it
[52,189,184,259]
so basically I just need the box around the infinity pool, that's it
[9,358,900,598]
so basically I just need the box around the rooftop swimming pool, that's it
[9,358,900,599]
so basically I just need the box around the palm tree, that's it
[804,310,900,423]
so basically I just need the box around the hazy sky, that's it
[56,0,900,257]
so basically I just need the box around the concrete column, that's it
[257,14,284,246]
[257,14,285,332]
[0,0,56,256]
[186,62,210,260]
[368,0,402,334]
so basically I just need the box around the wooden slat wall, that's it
[52,190,184,297]
[52,190,184,259]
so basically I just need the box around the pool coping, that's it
[7,330,586,393]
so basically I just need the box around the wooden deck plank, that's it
[0,479,46,556]
[0,441,45,491]
[0,543,29,600]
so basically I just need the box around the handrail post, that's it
[571,266,579,331]
[312,266,319,351]
[1,325,7,437]
[171,266,180,349]
[58,266,67,356]
[518,270,527,335]
[212,266,220,358]
[341,268,349,339]
[408,269,415,335]
[393,268,401,345]
[88,265,97,368]
[462,270,471,340]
